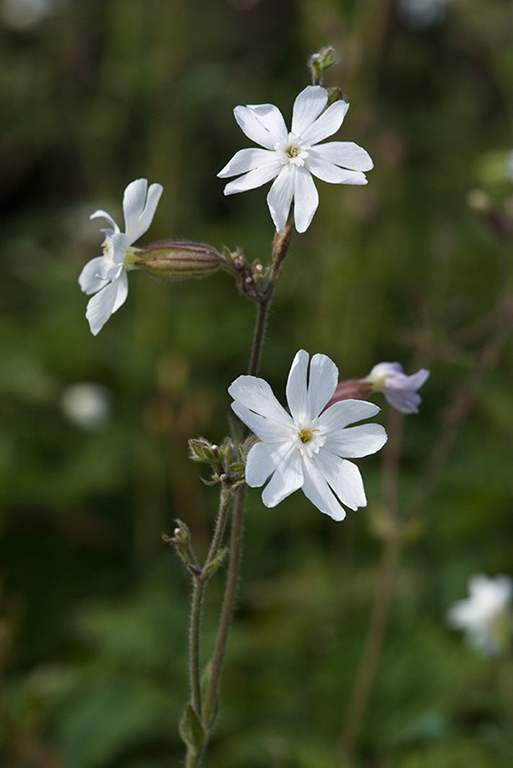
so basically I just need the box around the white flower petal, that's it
[89,209,120,232]
[222,161,281,195]
[291,85,328,136]
[323,423,388,457]
[313,451,367,510]
[85,275,127,336]
[285,349,310,423]
[320,399,382,430]
[266,165,295,232]
[229,375,291,425]
[311,141,374,172]
[306,152,368,185]
[234,104,288,150]
[79,256,110,295]
[245,441,278,487]
[306,353,339,419]
[261,446,303,507]
[293,166,319,233]
[123,179,163,244]
[301,458,347,520]
[301,99,349,145]
[109,232,130,265]
[231,402,293,442]
[218,147,278,178]
[111,269,128,313]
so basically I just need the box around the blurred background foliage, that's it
[1,0,513,766]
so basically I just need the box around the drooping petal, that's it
[292,166,319,233]
[85,275,128,336]
[111,269,128,313]
[90,209,120,233]
[301,458,347,520]
[234,104,288,149]
[310,141,374,171]
[320,399,381,430]
[123,179,163,244]
[383,389,422,414]
[285,349,310,423]
[306,353,339,419]
[222,161,281,195]
[266,165,295,232]
[313,451,367,510]
[261,445,304,507]
[291,85,328,137]
[305,152,368,185]
[322,423,387,458]
[218,147,278,178]
[301,99,349,145]
[79,256,111,295]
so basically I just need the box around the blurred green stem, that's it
[337,408,404,767]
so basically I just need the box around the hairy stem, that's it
[201,484,246,727]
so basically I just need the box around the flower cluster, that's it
[229,350,387,520]
[218,85,373,233]
[446,574,513,656]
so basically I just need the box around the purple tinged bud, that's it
[364,362,430,414]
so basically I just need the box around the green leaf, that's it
[179,703,206,750]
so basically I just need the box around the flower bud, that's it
[308,46,339,85]
[126,240,223,279]
[324,379,373,410]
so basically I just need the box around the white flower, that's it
[218,85,373,233]
[228,350,387,520]
[364,362,430,414]
[79,179,163,335]
[61,382,111,431]
[446,574,513,656]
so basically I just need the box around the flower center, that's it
[286,145,300,159]
[294,425,325,458]
[277,133,308,167]
[298,427,317,444]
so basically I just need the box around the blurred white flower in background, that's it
[446,574,513,656]
[398,0,452,29]
[61,383,111,431]
[1,0,60,29]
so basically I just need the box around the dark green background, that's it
[1,0,513,766]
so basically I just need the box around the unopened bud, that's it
[127,240,222,279]
[308,46,339,85]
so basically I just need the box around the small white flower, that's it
[446,574,513,657]
[218,85,373,233]
[79,179,163,335]
[364,362,430,414]
[228,350,387,520]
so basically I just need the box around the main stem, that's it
[201,483,246,727]
[185,223,293,767]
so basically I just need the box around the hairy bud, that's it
[126,240,223,279]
